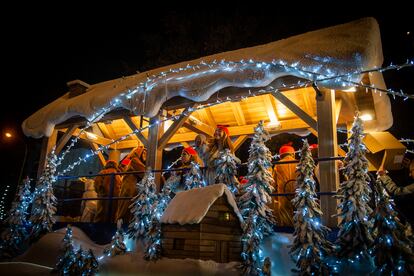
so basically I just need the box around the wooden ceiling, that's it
[56,86,374,153]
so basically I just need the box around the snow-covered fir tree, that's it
[240,209,263,276]
[289,140,332,275]
[55,225,77,275]
[184,161,206,190]
[144,216,162,261]
[238,120,277,275]
[29,149,58,237]
[215,148,241,194]
[0,177,32,257]
[128,170,157,239]
[143,176,175,261]
[371,177,414,275]
[238,120,276,233]
[104,219,126,257]
[335,113,373,260]
[82,249,99,276]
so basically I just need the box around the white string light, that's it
[0,184,10,220]
[55,59,414,175]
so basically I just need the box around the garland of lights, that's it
[0,184,11,220]
[56,60,414,175]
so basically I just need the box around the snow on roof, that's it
[23,17,385,138]
[161,184,243,226]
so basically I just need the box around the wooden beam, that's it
[147,114,163,191]
[167,118,312,143]
[197,107,216,128]
[88,142,106,166]
[335,99,342,124]
[97,122,115,139]
[55,124,79,155]
[271,91,317,131]
[316,88,339,227]
[115,140,139,149]
[230,102,246,125]
[158,107,193,150]
[72,129,113,146]
[122,115,148,147]
[308,128,346,157]
[302,88,314,116]
[183,118,214,137]
[37,129,58,179]
[233,135,248,151]
[263,94,279,124]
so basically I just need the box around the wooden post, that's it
[37,129,58,179]
[147,113,163,191]
[108,149,121,163]
[316,88,339,227]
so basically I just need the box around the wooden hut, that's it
[23,17,392,226]
[160,184,243,262]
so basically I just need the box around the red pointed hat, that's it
[183,146,197,156]
[279,142,295,155]
[121,157,131,166]
[309,144,318,150]
[216,125,230,136]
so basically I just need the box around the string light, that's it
[0,184,11,220]
[55,59,413,175]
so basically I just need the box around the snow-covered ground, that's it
[2,226,375,275]
[3,226,295,275]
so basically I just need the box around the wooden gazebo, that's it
[22,17,392,226]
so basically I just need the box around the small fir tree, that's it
[0,177,32,257]
[144,216,162,261]
[240,210,263,276]
[184,162,206,190]
[289,140,332,275]
[29,149,58,237]
[238,120,276,233]
[54,225,77,275]
[82,249,99,276]
[371,177,414,275]
[335,113,373,260]
[104,219,127,257]
[215,148,241,194]
[128,170,157,239]
[238,121,277,274]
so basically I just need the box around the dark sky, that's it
[0,10,413,191]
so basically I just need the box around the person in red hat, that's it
[194,125,235,185]
[115,146,147,223]
[273,142,298,227]
[162,146,200,192]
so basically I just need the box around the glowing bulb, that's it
[5,132,12,138]
[360,114,373,121]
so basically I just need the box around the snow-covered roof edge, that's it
[161,184,243,227]
[23,17,385,138]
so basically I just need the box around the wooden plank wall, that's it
[161,195,242,262]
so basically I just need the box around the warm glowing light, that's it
[86,132,98,140]
[360,114,373,121]
[5,132,12,138]
[163,120,172,132]
[343,87,357,92]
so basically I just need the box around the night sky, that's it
[0,10,413,206]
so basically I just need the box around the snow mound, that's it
[161,184,243,225]
[0,262,52,276]
[14,226,105,267]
